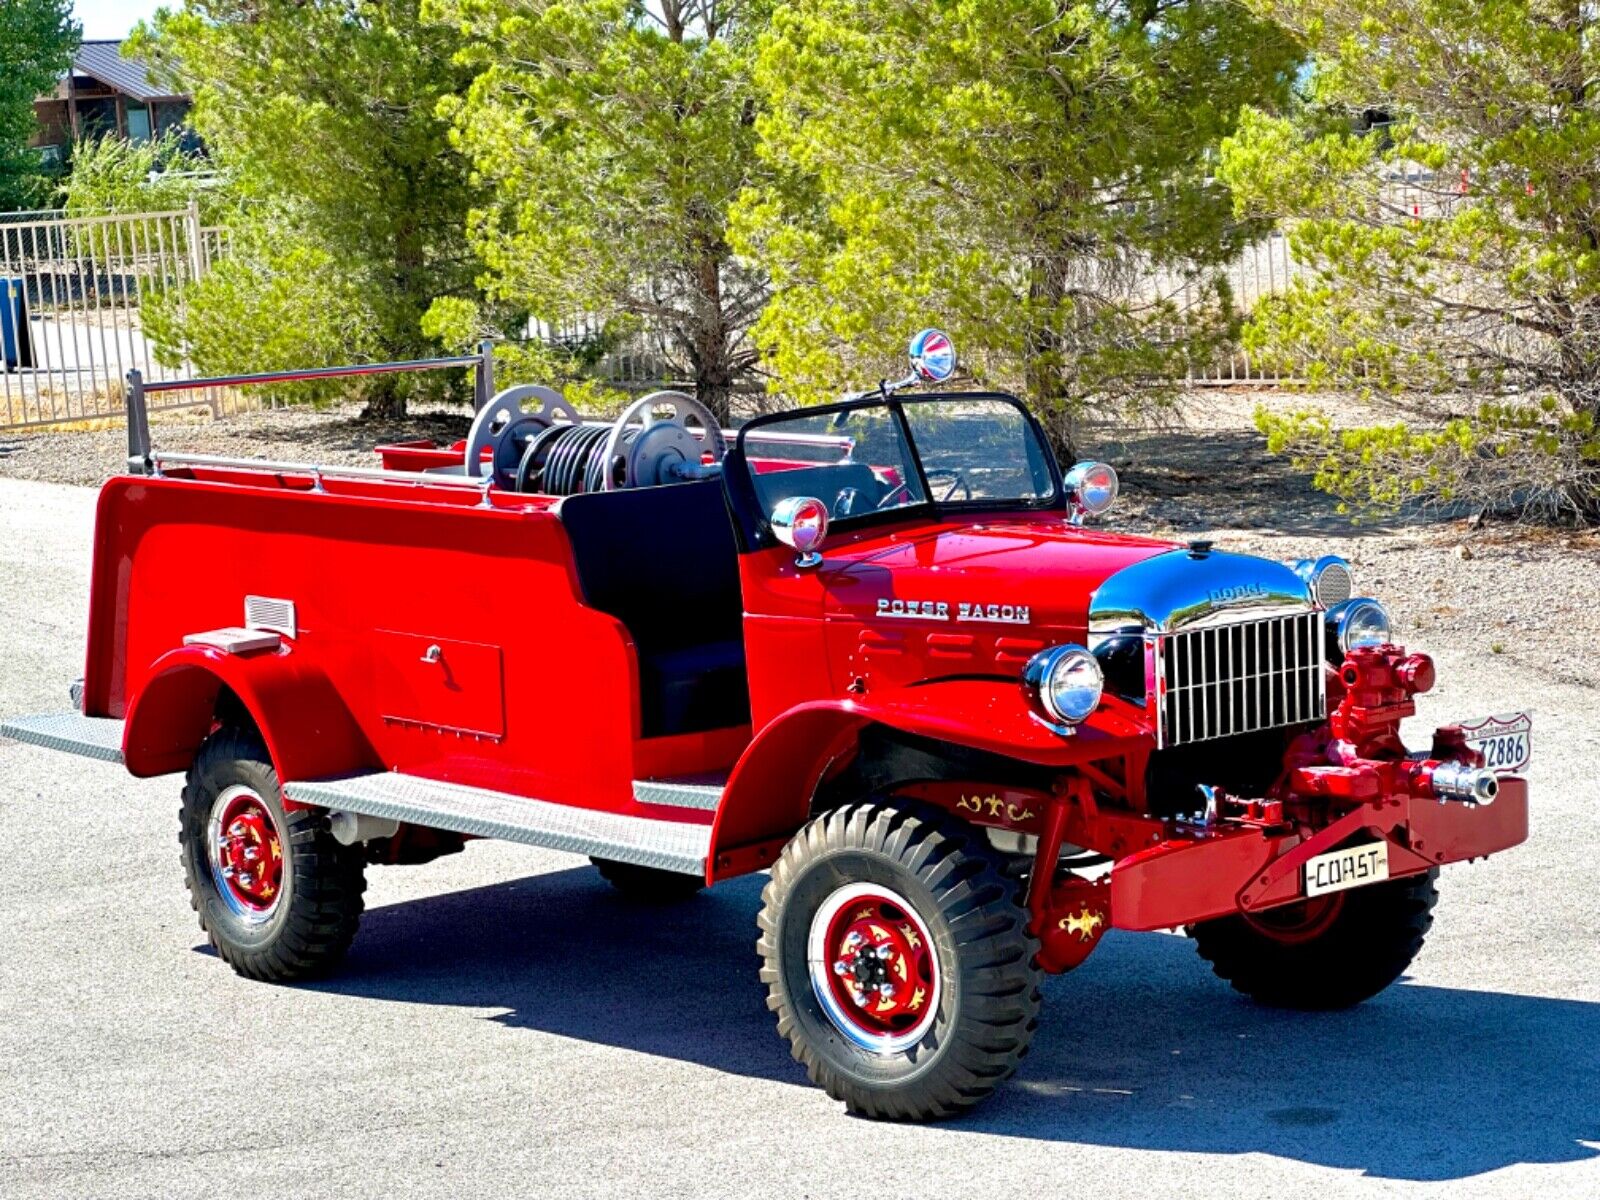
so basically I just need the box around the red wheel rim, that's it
[807,883,940,1054]
[206,786,285,923]
[1243,891,1345,945]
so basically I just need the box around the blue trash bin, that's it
[1,277,32,371]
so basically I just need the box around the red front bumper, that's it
[1109,777,1529,931]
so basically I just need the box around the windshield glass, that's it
[739,396,1057,525]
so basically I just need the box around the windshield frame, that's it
[724,391,1066,552]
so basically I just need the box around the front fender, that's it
[122,644,375,783]
[706,679,1150,882]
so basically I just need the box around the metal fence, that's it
[5,177,1455,434]
[0,202,253,432]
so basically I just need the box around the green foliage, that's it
[734,0,1300,451]
[0,0,78,210]
[58,131,217,218]
[132,2,484,414]
[141,208,376,405]
[1223,1,1600,521]
[419,295,633,412]
[425,0,768,421]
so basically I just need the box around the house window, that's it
[127,104,151,144]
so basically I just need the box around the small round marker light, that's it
[771,495,830,568]
[907,328,957,383]
[1295,555,1354,608]
[1064,461,1119,523]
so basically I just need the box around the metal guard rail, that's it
[124,342,496,477]
[149,451,495,497]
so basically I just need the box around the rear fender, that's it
[122,644,376,786]
[705,679,1151,882]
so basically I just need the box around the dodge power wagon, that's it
[2,331,1531,1120]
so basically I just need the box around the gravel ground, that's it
[1,396,1598,1199]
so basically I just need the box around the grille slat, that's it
[1159,612,1324,747]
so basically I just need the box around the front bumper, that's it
[1109,776,1529,931]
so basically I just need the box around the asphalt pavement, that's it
[1,476,1597,1199]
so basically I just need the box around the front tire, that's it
[758,801,1042,1120]
[1188,868,1439,1009]
[179,727,366,981]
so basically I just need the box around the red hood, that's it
[818,517,1177,638]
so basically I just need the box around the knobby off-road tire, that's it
[1188,868,1440,1010]
[179,727,366,981]
[758,801,1043,1121]
[589,856,705,902]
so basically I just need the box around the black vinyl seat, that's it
[558,480,750,737]
[752,462,888,519]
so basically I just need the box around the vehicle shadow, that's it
[291,864,1599,1182]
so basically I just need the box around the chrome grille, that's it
[1157,611,1325,747]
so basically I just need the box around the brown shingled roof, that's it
[69,40,186,103]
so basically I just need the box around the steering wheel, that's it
[599,390,726,490]
[875,467,972,510]
[928,468,972,501]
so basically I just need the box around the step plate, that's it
[1,712,125,764]
[286,772,711,876]
[633,777,725,812]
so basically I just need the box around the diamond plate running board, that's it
[1,712,125,764]
[632,776,725,812]
[285,772,711,876]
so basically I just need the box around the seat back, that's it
[558,481,748,736]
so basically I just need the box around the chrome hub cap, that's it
[206,785,285,924]
[807,882,941,1054]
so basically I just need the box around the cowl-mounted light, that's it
[1064,461,1118,526]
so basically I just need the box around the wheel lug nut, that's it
[228,821,246,837]
[833,961,850,976]
[875,945,893,960]
[243,846,260,862]
[878,983,895,998]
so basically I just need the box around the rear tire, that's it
[179,727,366,981]
[590,856,705,902]
[1188,868,1439,1010]
[758,801,1042,1121]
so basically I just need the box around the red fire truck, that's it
[2,331,1530,1120]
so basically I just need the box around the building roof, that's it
[66,41,186,103]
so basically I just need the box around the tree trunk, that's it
[1025,252,1076,464]
[687,249,734,426]
[361,375,407,420]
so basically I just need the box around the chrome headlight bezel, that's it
[1325,597,1392,658]
[1022,644,1104,730]
[1295,555,1354,609]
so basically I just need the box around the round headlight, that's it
[1023,645,1104,727]
[1296,555,1353,608]
[1064,461,1119,519]
[1327,598,1392,655]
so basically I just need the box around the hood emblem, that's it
[1208,582,1268,604]
[876,598,1031,626]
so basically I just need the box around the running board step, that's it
[633,775,725,812]
[1,712,125,764]
[286,772,711,876]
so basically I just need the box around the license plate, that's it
[1304,841,1390,898]
[1461,711,1532,773]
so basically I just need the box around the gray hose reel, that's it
[463,385,583,479]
